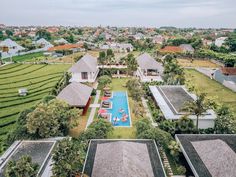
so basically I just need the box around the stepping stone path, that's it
[159,147,173,176]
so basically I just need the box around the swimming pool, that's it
[107,91,131,127]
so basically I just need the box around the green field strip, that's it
[0,64,33,75]
[0,93,49,109]
[0,78,60,96]
[0,116,17,128]
[0,112,19,120]
[0,74,62,91]
[0,89,52,103]
[0,64,22,72]
[0,72,63,86]
[0,65,46,80]
[0,124,16,136]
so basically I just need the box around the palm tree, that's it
[98,51,106,75]
[125,53,137,76]
[181,93,208,132]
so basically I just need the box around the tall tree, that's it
[4,156,39,177]
[125,53,137,76]
[163,55,185,85]
[36,29,51,40]
[181,93,209,132]
[26,99,80,138]
[215,105,236,134]
[52,138,86,177]
[98,51,106,75]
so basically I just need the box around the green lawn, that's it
[3,52,44,62]
[0,63,71,141]
[185,69,236,113]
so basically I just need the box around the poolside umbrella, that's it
[103,87,111,91]
[98,109,107,114]
[101,97,109,101]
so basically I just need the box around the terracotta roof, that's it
[160,46,183,53]
[220,67,236,75]
[48,44,83,51]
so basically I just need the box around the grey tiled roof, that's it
[137,53,163,71]
[57,82,92,107]
[69,54,98,73]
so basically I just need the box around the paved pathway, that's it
[85,90,101,129]
[141,97,158,127]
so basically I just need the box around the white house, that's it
[152,35,164,44]
[215,37,227,47]
[0,38,25,58]
[69,54,99,83]
[136,53,163,82]
[34,38,53,50]
[54,38,69,45]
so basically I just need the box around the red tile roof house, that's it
[159,46,183,54]
[213,67,236,92]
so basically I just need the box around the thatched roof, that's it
[69,54,98,73]
[137,53,163,71]
[92,141,154,177]
[192,139,236,177]
[57,82,92,107]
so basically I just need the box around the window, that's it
[82,72,88,79]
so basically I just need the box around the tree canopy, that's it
[26,99,80,138]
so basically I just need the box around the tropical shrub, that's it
[4,155,39,177]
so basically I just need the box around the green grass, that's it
[3,52,44,62]
[0,63,71,140]
[185,69,236,113]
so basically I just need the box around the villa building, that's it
[215,37,227,47]
[0,139,59,177]
[83,140,166,177]
[68,54,99,83]
[136,53,163,82]
[176,134,236,177]
[149,85,216,129]
[57,82,93,115]
[0,38,25,58]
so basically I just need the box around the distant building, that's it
[179,44,195,53]
[160,46,183,53]
[69,54,99,83]
[214,67,236,92]
[54,38,69,45]
[149,85,216,129]
[0,38,25,59]
[152,35,165,44]
[34,38,53,50]
[215,37,227,47]
[133,33,145,40]
[136,53,163,82]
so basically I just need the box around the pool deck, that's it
[86,90,101,129]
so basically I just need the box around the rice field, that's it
[0,63,71,141]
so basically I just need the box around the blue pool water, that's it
[107,91,131,127]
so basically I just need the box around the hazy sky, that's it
[1,0,236,28]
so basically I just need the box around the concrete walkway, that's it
[85,90,101,129]
[141,97,158,127]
